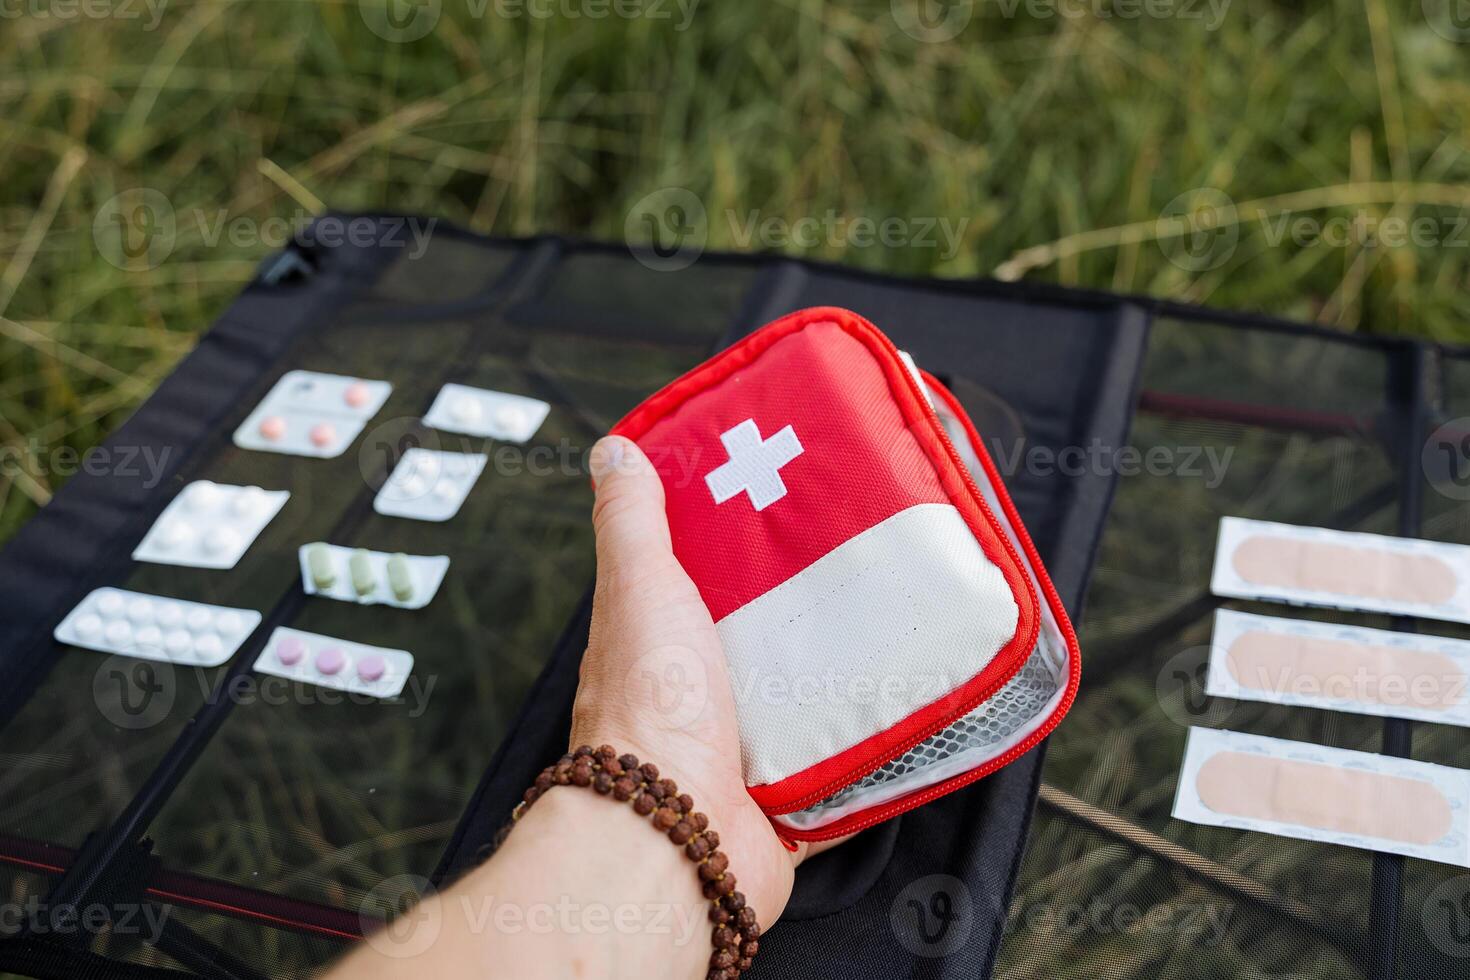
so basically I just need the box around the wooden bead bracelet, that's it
[497,744,761,980]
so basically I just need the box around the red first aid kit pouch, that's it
[610,307,1080,841]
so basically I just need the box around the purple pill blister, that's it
[276,636,306,666]
[315,647,347,675]
[356,655,387,682]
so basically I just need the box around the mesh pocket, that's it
[795,639,1061,821]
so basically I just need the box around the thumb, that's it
[589,435,673,571]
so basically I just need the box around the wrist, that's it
[511,744,765,979]
[479,786,714,978]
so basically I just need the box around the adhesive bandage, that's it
[1211,517,1470,624]
[422,383,550,443]
[55,588,261,667]
[1173,727,1470,868]
[1207,609,1470,726]
[132,481,289,569]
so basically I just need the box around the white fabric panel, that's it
[720,502,1019,788]
[778,384,1074,830]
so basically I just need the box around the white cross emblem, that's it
[704,419,803,512]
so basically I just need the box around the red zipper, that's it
[777,605,1079,841]
[760,354,1045,818]
[770,372,1083,842]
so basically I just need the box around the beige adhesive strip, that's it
[1226,631,1462,711]
[1211,518,1470,624]
[1196,751,1452,845]
[1231,535,1457,605]
[1206,610,1470,727]
[1173,728,1470,868]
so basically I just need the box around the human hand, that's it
[570,435,843,926]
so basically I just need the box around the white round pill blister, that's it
[157,519,194,550]
[231,486,269,518]
[164,630,192,656]
[135,625,163,649]
[187,482,222,511]
[186,608,212,631]
[450,395,482,424]
[127,598,154,623]
[105,620,133,646]
[401,475,428,499]
[432,483,458,503]
[203,527,241,556]
[156,602,184,627]
[494,404,525,431]
[75,614,104,639]
[194,633,224,660]
[97,591,124,616]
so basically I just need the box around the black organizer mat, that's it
[0,217,1464,980]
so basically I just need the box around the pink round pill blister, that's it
[344,382,370,408]
[276,636,305,666]
[315,647,347,675]
[356,654,387,682]
[259,416,287,441]
[309,423,337,449]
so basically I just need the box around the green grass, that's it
[2,0,1469,546]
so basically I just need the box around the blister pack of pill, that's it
[234,370,392,458]
[422,383,550,443]
[373,448,486,522]
[299,543,449,609]
[132,481,289,569]
[54,588,261,667]
[255,627,413,698]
